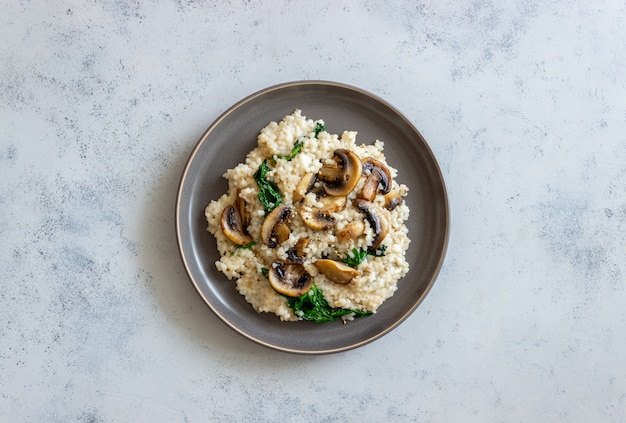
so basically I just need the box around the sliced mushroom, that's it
[220,204,253,246]
[293,173,317,203]
[360,175,381,201]
[293,237,310,255]
[360,158,393,201]
[286,238,310,263]
[301,195,346,231]
[314,259,360,284]
[335,220,366,244]
[273,221,290,243]
[301,210,336,231]
[318,149,362,196]
[260,204,292,248]
[235,189,250,227]
[268,260,313,297]
[319,195,346,212]
[383,191,403,211]
[354,199,389,251]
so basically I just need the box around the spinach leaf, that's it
[230,241,256,256]
[342,248,368,268]
[369,244,387,257]
[271,124,321,165]
[254,160,283,214]
[286,284,372,323]
[341,245,387,268]
[275,139,304,162]
[261,267,269,277]
[314,122,326,138]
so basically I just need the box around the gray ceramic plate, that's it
[176,81,449,354]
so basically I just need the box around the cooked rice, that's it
[205,110,410,321]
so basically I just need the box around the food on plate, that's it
[205,110,410,322]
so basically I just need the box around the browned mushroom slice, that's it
[286,238,310,263]
[318,149,362,196]
[354,199,389,251]
[273,221,290,244]
[220,204,253,246]
[360,175,381,202]
[260,204,292,248]
[360,158,393,201]
[293,172,317,203]
[319,195,346,212]
[293,237,310,255]
[268,260,313,297]
[383,191,403,211]
[301,195,346,231]
[335,220,366,244]
[301,210,336,231]
[235,189,250,227]
[314,259,360,284]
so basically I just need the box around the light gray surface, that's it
[1,1,625,421]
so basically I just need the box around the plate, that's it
[176,81,449,354]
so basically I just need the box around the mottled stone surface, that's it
[2,1,625,421]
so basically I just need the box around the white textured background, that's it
[2,1,625,421]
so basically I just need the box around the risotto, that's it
[205,110,410,322]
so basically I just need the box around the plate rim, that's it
[175,80,450,354]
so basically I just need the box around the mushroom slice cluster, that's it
[220,147,395,299]
[268,259,313,297]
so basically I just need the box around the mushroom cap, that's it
[318,149,362,196]
[260,204,292,248]
[220,204,253,246]
[354,199,389,251]
[314,259,360,284]
[268,260,313,297]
